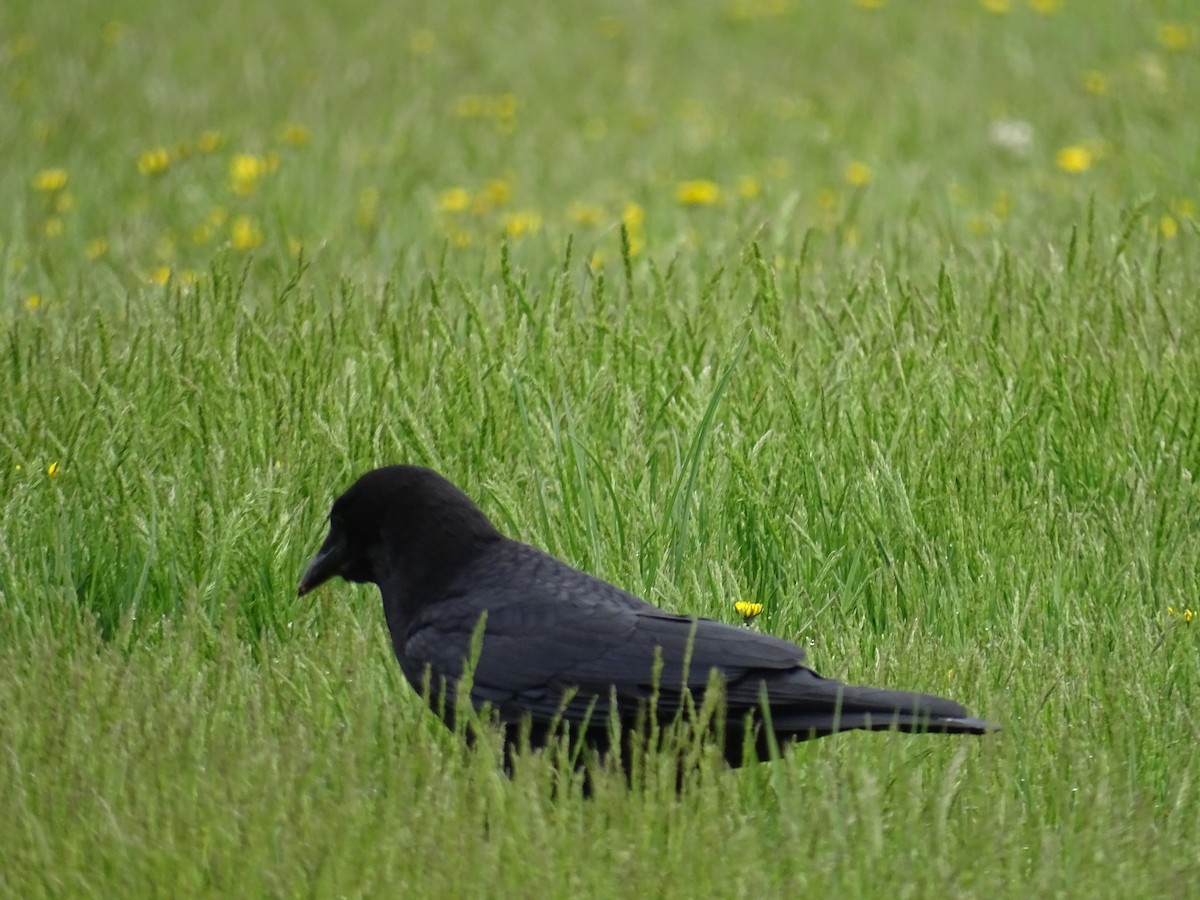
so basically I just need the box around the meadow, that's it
[2,0,1199,895]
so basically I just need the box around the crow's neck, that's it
[376,520,501,625]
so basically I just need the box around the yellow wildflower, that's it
[568,202,606,227]
[504,209,542,238]
[1027,0,1061,13]
[197,130,225,153]
[479,178,512,209]
[277,122,311,147]
[737,175,761,199]
[147,266,172,285]
[47,461,60,478]
[844,160,872,187]
[25,294,40,310]
[493,93,519,120]
[1055,145,1093,173]
[734,600,764,623]
[1160,216,1178,240]
[854,0,888,8]
[1081,70,1108,95]
[622,202,645,230]
[32,168,68,191]
[137,147,171,175]
[437,187,471,213]
[229,153,267,195]
[1157,23,1194,52]
[230,215,264,250]
[676,179,721,206]
[85,238,108,260]
[1168,606,1196,624]
[980,0,1010,12]
[1170,198,1196,220]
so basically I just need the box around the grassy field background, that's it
[3,0,1199,896]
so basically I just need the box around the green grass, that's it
[3,0,1200,896]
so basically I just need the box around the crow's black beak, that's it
[298,530,347,596]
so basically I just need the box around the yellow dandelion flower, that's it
[25,294,40,310]
[568,202,606,227]
[440,227,469,248]
[33,168,68,191]
[85,238,108,260]
[47,461,60,478]
[504,209,542,238]
[230,215,264,250]
[676,179,721,206]
[1055,144,1093,173]
[1160,216,1178,240]
[622,202,645,230]
[147,266,172,285]
[409,29,437,55]
[737,175,761,199]
[43,217,64,238]
[1027,0,1061,13]
[437,187,471,213]
[1169,198,1196,220]
[734,600,764,622]
[137,147,171,176]
[981,0,1010,12]
[480,178,512,207]
[1082,70,1108,95]
[277,122,310,147]
[844,160,872,187]
[493,93,519,120]
[589,251,606,270]
[1157,23,1194,52]
[197,130,225,153]
[1168,605,1196,624]
[229,153,267,195]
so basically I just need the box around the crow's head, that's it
[298,465,501,597]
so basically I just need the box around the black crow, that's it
[299,465,995,766]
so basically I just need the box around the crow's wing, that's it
[400,541,837,727]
